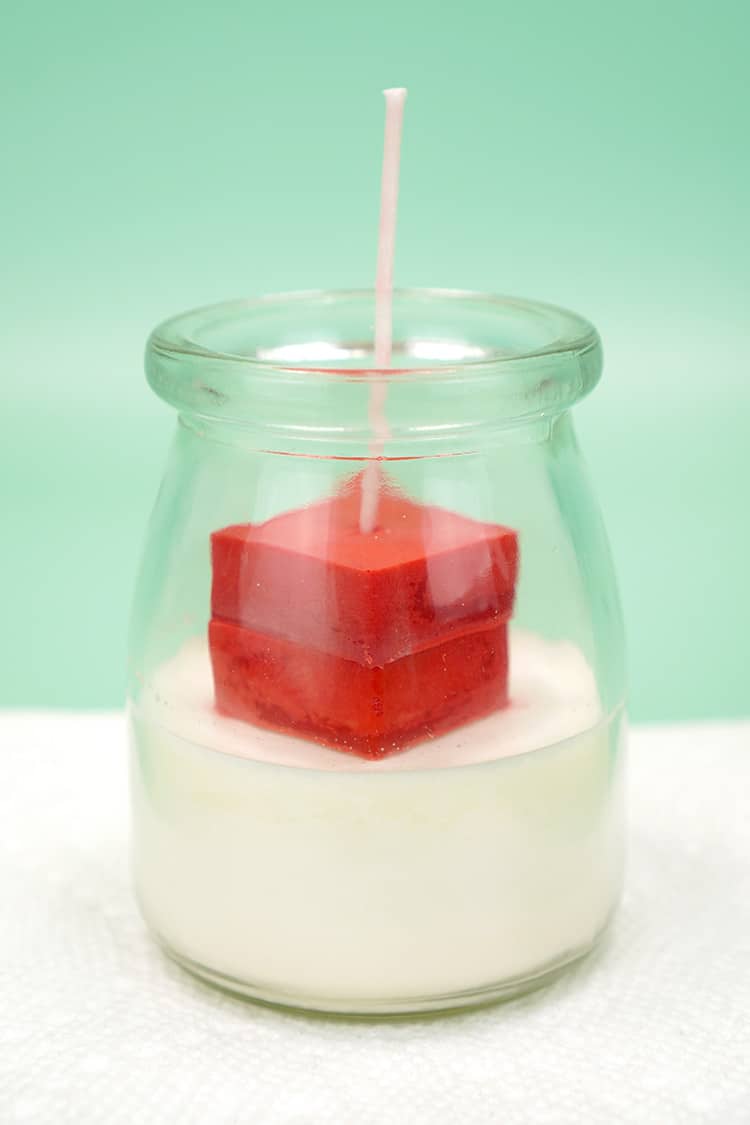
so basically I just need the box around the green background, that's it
[3,0,748,720]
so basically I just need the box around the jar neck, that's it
[179,409,572,458]
[147,290,602,455]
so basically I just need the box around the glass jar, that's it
[128,289,626,1015]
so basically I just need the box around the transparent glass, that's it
[128,290,626,1014]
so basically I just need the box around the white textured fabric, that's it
[1,713,748,1124]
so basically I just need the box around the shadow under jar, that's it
[128,289,627,1015]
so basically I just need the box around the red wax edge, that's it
[209,618,509,759]
[211,483,519,665]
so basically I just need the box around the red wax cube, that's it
[209,479,519,759]
[211,483,518,666]
[210,618,509,758]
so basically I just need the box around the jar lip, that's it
[148,288,599,378]
[145,289,602,440]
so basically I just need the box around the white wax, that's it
[135,630,602,772]
[130,631,625,1010]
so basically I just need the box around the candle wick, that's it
[359,86,407,535]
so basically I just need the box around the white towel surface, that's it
[1,713,748,1124]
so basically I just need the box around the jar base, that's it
[154,926,612,1017]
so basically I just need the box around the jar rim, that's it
[145,289,602,442]
[148,287,598,375]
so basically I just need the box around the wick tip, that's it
[383,87,408,101]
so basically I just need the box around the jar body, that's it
[129,293,626,1013]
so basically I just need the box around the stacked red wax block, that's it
[209,480,519,759]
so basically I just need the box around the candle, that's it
[129,87,627,1014]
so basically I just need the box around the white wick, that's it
[359,86,407,534]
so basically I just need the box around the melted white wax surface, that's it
[130,631,624,1007]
